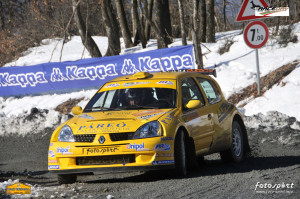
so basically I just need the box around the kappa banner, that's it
[0,45,195,97]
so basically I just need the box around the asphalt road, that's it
[0,124,299,199]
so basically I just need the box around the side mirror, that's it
[185,100,202,109]
[72,106,83,115]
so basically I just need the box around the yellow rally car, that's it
[48,70,250,184]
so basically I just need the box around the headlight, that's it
[58,125,75,142]
[133,121,162,139]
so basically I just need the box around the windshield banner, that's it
[0,45,195,97]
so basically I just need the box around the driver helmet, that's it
[127,88,145,106]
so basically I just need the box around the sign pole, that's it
[243,21,268,96]
[255,49,261,95]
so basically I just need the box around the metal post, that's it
[255,49,261,95]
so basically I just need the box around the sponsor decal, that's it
[48,150,55,158]
[156,80,174,85]
[155,153,174,157]
[126,143,148,151]
[77,114,95,119]
[161,137,174,141]
[0,45,195,97]
[0,72,47,88]
[56,146,73,155]
[217,103,234,123]
[154,143,171,151]
[49,143,54,146]
[137,112,165,120]
[133,110,163,117]
[53,65,117,82]
[85,147,119,155]
[105,83,120,88]
[48,165,60,169]
[161,114,173,124]
[48,160,58,163]
[137,55,193,72]
[6,183,31,195]
[185,111,199,121]
[78,122,128,133]
[152,160,174,165]
[123,81,151,87]
[105,111,132,115]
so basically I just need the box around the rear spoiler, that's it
[167,69,217,78]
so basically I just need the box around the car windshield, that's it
[84,88,177,112]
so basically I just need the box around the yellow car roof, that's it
[108,71,214,82]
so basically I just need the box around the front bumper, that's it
[48,136,175,174]
[49,165,175,175]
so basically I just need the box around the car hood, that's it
[66,109,172,134]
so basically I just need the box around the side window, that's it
[181,77,205,107]
[196,77,222,104]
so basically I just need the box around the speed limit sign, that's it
[243,21,269,49]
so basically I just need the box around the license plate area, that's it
[76,154,135,165]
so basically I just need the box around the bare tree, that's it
[132,0,147,48]
[192,0,203,68]
[102,0,120,56]
[206,0,215,42]
[115,0,133,48]
[162,0,173,44]
[199,0,206,42]
[154,0,168,48]
[144,0,154,41]
[178,0,187,45]
[223,0,227,30]
[72,0,102,57]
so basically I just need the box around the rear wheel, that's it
[57,174,77,184]
[220,121,244,163]
[174,130,187,176]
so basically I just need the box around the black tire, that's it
[57,174,77,184]
[197,156,205,168]
[220,121,244,163]
[186,137,198,170]
[174,130,187,176]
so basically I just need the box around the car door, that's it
[195,77,232,150]
[180,77,215,152]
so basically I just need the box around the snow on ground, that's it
[0,22,300,124]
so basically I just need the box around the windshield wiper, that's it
[84,107,118,112]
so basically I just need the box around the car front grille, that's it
[74,134,96,143]
[109,132,135,141]
[76,154,135,165]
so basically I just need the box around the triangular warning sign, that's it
[236,0,270,22]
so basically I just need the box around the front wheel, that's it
[174,130,187,176]
[220,121,244,163]
[57,174,77,184]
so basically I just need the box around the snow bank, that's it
[0,108,68,136]
[1,22,300,124]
